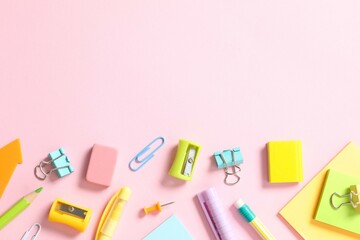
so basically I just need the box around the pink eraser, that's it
[86,144,117,186]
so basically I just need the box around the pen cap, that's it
[118,187,131,201]
[234,199,256,223]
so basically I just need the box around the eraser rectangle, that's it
[267,140,303,183]
[86,144,117,187]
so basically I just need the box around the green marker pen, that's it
[0,187,43,230]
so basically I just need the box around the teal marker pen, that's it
[234,199,276,240]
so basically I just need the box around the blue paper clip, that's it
[129,136,165,171]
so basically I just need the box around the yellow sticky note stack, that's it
[279,142,360,239]
[267,140,303,183]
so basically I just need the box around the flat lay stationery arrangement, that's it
[1,1,359,239]
[2,137,360,239]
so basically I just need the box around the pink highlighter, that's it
[86,144,118,187]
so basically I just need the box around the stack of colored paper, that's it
[280,142,360,239]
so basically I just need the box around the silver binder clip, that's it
[21,223,41,240]
[330,184,360,210]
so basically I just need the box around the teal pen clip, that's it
[129,136,165,171]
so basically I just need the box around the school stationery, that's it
[96,187,131,240]
[234,199,276,240]
[143,215,192,240]
[143,201,174,214]
[21,223,41,240]
[330,184,360,210]
[315,169,360,234]
[197,188,236,240]
[48,198,92,232]
[86,144,117,186]
[129,137,165,171]
[214,148,243,185]
[267,140,303,183]
[0,138,22,198]
[34,148,74,180]
[169,139,201,181]
[280,142,360,239]
[0,187,43,230]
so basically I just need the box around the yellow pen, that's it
[97,187,131,240]
[234,199,276,240]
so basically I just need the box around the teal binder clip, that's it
[34,148,74,180]
[129,136,165,171]
[214,148,243,185]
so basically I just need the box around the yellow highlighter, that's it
[96,187,131,240]
[234,199,276,240]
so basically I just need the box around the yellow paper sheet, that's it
[279,142,360,240]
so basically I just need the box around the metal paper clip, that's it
[330,185,360,210]
[34,148,74,180]
[21,223,41,240]
[214,148,244,186]
[129,136,165,171]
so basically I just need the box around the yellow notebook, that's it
[279,142,360,240]
[267,140,303,183]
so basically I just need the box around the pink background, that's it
[1,1,360,239]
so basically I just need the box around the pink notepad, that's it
[86,144,117,187]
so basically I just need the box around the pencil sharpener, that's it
[48,198,92,232]
[168,139,202,181]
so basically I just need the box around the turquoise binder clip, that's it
[214,148,243,185]
[34,148,74,180]
[214,148,243,168]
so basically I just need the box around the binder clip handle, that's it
[330,192,351,209]
[224,170,241,185]
[34,162,71,181]
[331,191,360,209]
[34,164,49,180]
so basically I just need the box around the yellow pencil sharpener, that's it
[48,198,92,232]
[168,139,202,181]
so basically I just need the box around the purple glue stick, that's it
[197,188,237,240]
